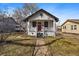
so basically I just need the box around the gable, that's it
[28,11,56,21]
[24,9,59,22]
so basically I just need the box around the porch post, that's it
[36,21,37,37]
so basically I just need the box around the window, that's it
[16,25,20,28]
[63,26,66,29]
[32,21,36,27]
[64,26,66,29]
[74,25,77,30]
[44,21,48,27]
[71,25,77,30]
[71,25,73,30]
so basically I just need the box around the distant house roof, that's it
[23,9,59,22]
[61,19,79,26]
[0,17,18,25]
[0,17,23,33]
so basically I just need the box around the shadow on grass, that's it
[0,37,63,47]
[0,39,36,56]
[0,35,76,47]
[10,39,34,41]
[0,36,76,56]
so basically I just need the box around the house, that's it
[0,17,23,33]
[57,26,62,32]
[61,19,79,34]
[24,9,59,37]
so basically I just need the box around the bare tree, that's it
[0,8,13,42]
[23,3,39,15]
[0,9,7,42]
[0,9,7,18]
[12,3,39,32]
[13,3,39,21]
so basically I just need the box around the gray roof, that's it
[0,17,22,33]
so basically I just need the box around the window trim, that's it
[44,21,48,27]
[64,26,66,29]
[74,25,77,30]
[71,25,73,30]
[63,26,66,29]
[32,21,36,27]
[71,25,77,30]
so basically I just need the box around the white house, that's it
[24,9,59,37]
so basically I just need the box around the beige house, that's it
[61,19,79,34]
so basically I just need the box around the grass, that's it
[44,34,79,56]
[0,32,36,56]
[0,32,79,56]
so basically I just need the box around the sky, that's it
[0,3,79,25]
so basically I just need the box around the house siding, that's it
[62,21,79,34]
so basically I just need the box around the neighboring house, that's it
[57,26,62,32]
[0,17,23,33]
[61,19,79,34]
[23,9,59,37]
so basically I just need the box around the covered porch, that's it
[28,20,56,37]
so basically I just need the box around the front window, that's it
[64,26,66,29]
[71,25,77,30]
[32,21,36,27]
[63,26,66,29]
[71,25,73,30]
[74,25,77,30]
[44,21,48,27]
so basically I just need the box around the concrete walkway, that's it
[34,38,50,56]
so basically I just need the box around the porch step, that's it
[37,33,43,37]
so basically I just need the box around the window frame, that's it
[63,26,66,29]
[74,25,77,30]
[64,26,66,29]
[71,25,73,30]
[32,21,36,27]
[44,21,48,27]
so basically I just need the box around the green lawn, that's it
[0,33,36,56]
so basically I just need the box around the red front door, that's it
[37,22,42,31]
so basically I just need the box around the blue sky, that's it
[37,3,79,25]
[0,3,79,25]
